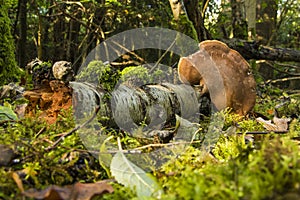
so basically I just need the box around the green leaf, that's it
[99,135,114,177]
[0,105,18,121]
[110,151,163,198]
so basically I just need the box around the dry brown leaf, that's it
[256,117,277,131]
[256,117,290,132]
[12,172,24,193]
[273,116,291,132]
[22,181,114,200]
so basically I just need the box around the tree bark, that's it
[71,82,207,136]
[0,2,20,85]
[183,0,212,41]
[18,0,27,67]
[256,0,277,45]
[66,10,81,62]
[53,4,66,61]
[221,39,300,62]
[245,0,256,40]
[231,0,248,39]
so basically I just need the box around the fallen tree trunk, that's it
[71,82,208,136]
[221,38,300,62]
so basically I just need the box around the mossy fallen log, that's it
[71,82,207,135]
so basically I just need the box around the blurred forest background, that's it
[0,0,299,86]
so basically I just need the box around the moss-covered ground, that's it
[0,82,300,200]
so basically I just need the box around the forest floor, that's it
[0,74,300,200]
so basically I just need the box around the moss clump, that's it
[120,66,151,85]
[76,60,120,92]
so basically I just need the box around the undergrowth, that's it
[0,83,300,200]
[0,109,108,199]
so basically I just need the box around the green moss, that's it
[0,108,108,199]
[171,14,198,42]
[76,60,120,92]
[0,2,22,86]
[159,135,300,200]
[120,66,151,85]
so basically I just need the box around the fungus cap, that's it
[178,40,256,115]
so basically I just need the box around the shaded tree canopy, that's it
[0,0,299,85]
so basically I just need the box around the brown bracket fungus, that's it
[178,40,256,115]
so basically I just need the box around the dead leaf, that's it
[256,116,290,132]
[12,172,24,193]
[70,182,114,200]
[22,181,114,200]
[273,116,291,132]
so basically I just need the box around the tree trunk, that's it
[169,0,181,20]
[231,0,248,39]
[18,0,27,68]
[53,4,66,61]
[66,11,81,62]
[37,14,42,59]
[256,0,277,45]
[43,8,51,61]
[71,82,206,137]
[245,0,256,40]
[183,0,212,41]
[0,1,20,85]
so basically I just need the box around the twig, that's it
[117,137,122,151]
[0,119,18,126]
[35,127,46,138]
[238,131,288,134]
[266,76,300,84]
[274,61,300,70]
[260,61,300,76]
[110,40,145,63]
[45,106,100,151]
[149,39,176,73]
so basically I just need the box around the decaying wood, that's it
[222,38,300,62]
[71,82,205,135]
[23,80,73,124]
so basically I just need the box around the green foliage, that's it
[0,103,18,121]
[276,0,300,49]
[0,109,108,199]
[120,65,172,86]
[254,83,300,119]
[0,2,22,85]
[204,0,231,39]
[99,183,136,200]
[111,151,163,198]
